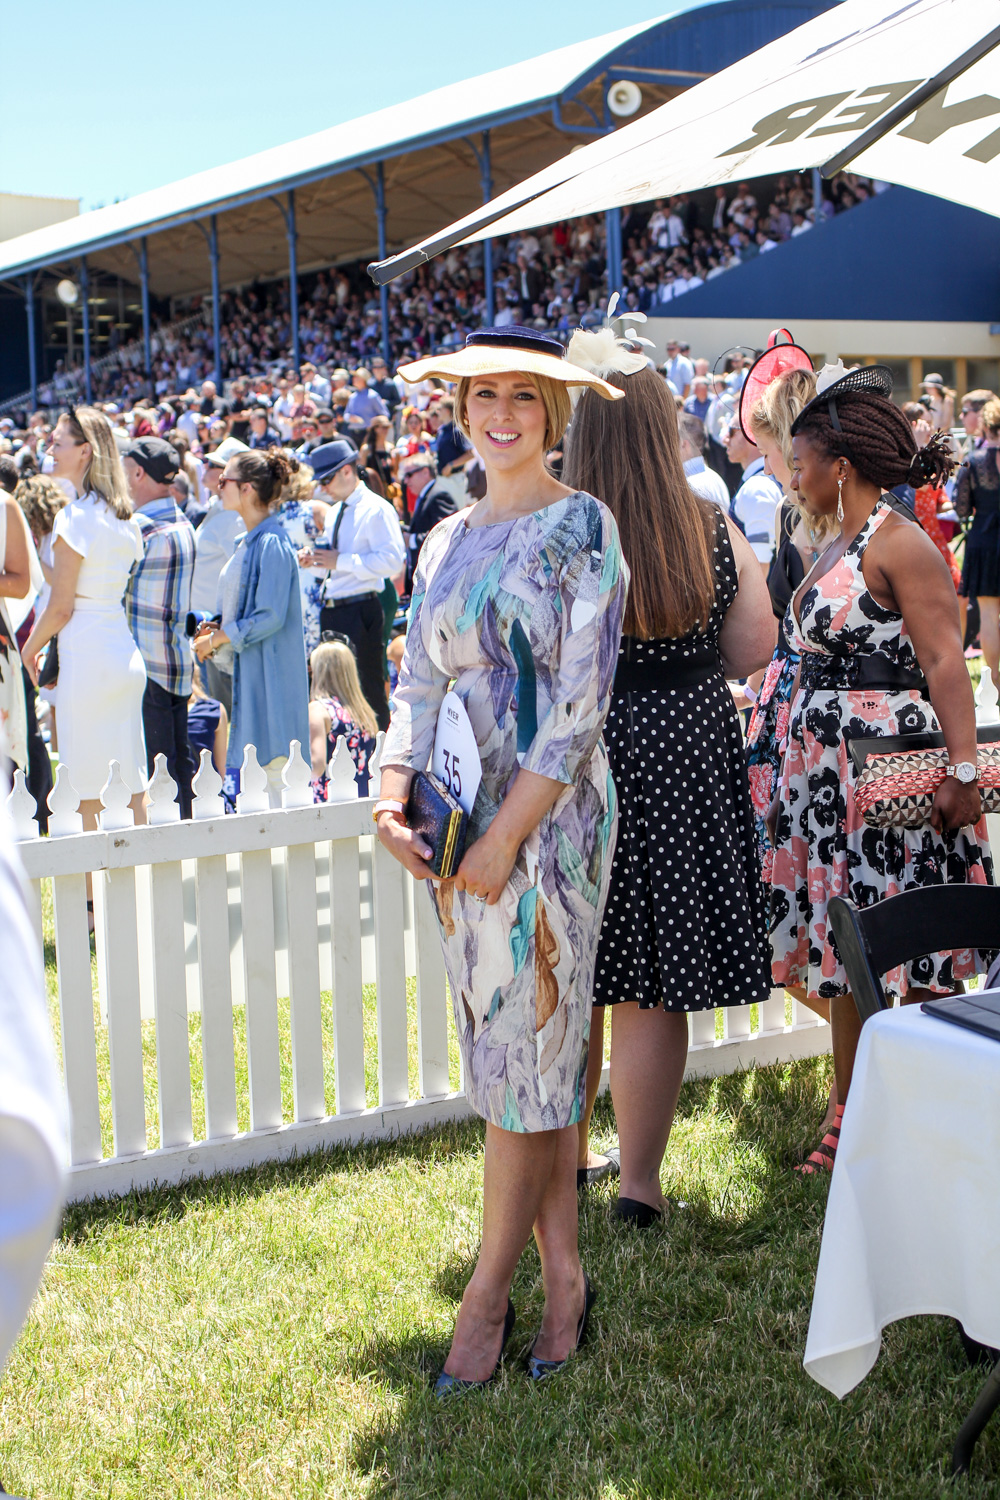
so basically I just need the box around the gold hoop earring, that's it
[837,474,845,524]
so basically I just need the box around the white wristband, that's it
[372,799,406,827]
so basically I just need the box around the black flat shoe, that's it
[577,1147,620,1190]
[613,1195,665,1229]
[433,1298,516,1396]
[525,1272,595,1381]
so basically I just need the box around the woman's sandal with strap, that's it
[795,1105,844,1176]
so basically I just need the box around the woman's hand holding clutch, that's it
[376,813,437,880]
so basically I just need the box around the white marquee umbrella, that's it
[370,0,1000,284]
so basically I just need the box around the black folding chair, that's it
[828,885,1000,1475]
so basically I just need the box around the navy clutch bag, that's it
[407,771,469,879]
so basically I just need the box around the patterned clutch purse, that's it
[407,771,469,879]
[854,745,1000,829]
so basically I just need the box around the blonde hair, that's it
[980,397,1000,436]
[14,475,67,543]
[63,406,132,519]
[750,368,836,538]
[750,369,816,476]
[454,372,571,454]
[309,641,378,737]
[278,456,316,508]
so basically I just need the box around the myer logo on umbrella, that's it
[720,81,1000,162]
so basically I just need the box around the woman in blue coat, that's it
[194,448,309,805]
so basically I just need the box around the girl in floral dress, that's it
[307,639,377,797]
[770,369,992,1174]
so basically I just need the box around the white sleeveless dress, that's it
[54,494,148,798]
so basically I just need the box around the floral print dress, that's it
[381,494,627,1132]
[770,501,993,1001]
[276,498,325,658]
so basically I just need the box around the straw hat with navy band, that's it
[397,326,625,400]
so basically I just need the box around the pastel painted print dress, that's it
[381,494,627,1132]
[770,502,993,1001]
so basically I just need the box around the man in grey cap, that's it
[122,437,198,817]
[298,439,405,730]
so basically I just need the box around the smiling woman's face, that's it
[464,372,547,469]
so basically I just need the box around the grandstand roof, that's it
[0,2,837,299]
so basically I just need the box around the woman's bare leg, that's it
[609,1003,689,1211]
[577,1005,607,1170]
[977,596,1000,692]
[444,1123,582,1379]
[785,984,837,1128]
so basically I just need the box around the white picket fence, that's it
[6,737,832,1204]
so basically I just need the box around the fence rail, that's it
[6,738,831,1203]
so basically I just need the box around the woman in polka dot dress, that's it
[565,330,776,1226]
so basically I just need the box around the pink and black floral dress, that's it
[769,501,993,1002]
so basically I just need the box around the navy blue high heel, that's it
[433,1298,516,1396]
[525,1272,595,1381]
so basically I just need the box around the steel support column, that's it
[480,131,494,326]
[812,167,824,228]
[286,190,300,370]
[208,215,222,381]
[80,256,92,404]
[604,208,623,301]
[374,164,390,366]
[139,237,152,387]
[24,275,37,411]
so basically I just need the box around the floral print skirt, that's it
[745,644,798,885]
[769,685,994,1001]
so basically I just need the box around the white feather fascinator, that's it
[566,294,655,388]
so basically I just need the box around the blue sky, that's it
[3,1,670,211]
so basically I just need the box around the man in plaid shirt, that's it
[123,438,197,817]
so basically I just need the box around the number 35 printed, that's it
[441,749,462,800]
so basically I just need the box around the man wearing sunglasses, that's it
[399,453,456,594]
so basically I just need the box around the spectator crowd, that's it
[21,171,883,413]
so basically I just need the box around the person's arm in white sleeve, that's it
[334,503,406,579]
[0,806,67,1375]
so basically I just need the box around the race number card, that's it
[432,691,482,816]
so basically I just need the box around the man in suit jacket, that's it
[400,454,457,593]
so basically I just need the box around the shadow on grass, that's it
[60,1113,487,1243]
[343,1061,1000,1500]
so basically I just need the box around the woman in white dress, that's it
[21,407,147,828]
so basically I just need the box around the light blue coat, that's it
[222,517,309,768]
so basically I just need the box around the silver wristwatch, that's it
[945,761,978,785]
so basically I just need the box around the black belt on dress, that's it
[613,651,722,695]
[799,651,928,695]
[322,590,379,608]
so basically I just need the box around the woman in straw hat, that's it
[376,327,627,1391]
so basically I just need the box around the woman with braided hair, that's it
[769,367,993,1174]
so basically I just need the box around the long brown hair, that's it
[563,366,716,638]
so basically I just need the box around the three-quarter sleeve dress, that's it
[381,493,627,1132]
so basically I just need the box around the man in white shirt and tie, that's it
[724,421,783,574]
[298,439,405,730]
[678,413,732,512]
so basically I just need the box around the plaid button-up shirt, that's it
[125,498,196,697]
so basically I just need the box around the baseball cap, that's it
[308,438,359,482]
[123,436,181,484]
[204,436,251,468]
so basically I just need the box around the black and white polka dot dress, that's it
[593,514,771,1012]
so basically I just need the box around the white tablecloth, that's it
[804,1001,1000,1398]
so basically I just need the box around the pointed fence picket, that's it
[7,739,839,1203]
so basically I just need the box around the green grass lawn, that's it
[2,1054,998,1499]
